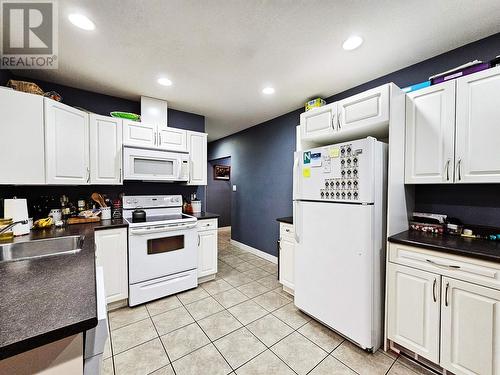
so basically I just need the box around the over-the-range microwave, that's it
[123,146,189,182]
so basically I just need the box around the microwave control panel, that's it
[319,143,361,201]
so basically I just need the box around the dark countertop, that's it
[0,219,127,360]
[276,216,293,225]
[191,212,220,220]
[388,230,500,263]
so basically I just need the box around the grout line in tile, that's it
[108,314,152,332]
[178,294,236,373]
[145,301,177,375]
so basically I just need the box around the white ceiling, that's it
[22,0,500,141]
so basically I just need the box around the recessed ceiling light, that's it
[68,14,95,31]
[157,78,173,86]
[342,35,363,51]
[262,87,275,95]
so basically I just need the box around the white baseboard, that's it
[230,239,278,264]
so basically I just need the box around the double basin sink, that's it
[0,235,84,263]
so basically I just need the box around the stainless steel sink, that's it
[0,235,84,263]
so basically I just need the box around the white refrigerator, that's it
[293,137,387,352]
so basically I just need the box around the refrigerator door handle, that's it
[293,155,300,199]
[294,201,301,244]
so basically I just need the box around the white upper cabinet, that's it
[158,127,187,152]
[300,103,337,141]
[405,81,456,183]
[123,119,189,152]
[440,277,500,375]
[122,119,156,148]
[44,99,90,185]
[0,88,45,185]
[455,66,500,183]
[387,263,441,363]
[299,84,391,143]
[90,114,123,185]
[337,84,389,132]
[187,131,207,185]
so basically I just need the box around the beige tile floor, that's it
[103,228,436,375]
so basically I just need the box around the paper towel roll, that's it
[4,198,29,236]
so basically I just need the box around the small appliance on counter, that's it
[3,198,29,236]
[190,193,201,213]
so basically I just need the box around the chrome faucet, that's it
[0,220,28,235]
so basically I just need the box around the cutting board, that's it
[67,217,101,225]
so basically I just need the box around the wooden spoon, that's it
[97,193,107,207]
[91,192,106,208]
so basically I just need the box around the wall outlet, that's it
[232,185,237,192]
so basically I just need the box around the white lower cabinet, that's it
[440,277,500,375]
[387,243,500,374]
[95,228,128,304]
[387,263,440,363]
[279,222,295,293]
[197,219,218,279]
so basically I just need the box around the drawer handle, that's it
[426,259,460,270]
[445,282,450,307]
[285,229,290,232]
[432,278,437,302]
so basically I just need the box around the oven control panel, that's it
[123,195,182,209]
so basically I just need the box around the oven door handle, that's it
[130,222,197,235]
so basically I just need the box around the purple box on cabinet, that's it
[431,62,491,85]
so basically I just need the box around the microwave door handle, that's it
[177,159,183,179]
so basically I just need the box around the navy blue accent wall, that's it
[5,73,205,133]
[209,109,301,256]
[0,72,206,215]
[209,32,500,256]
[0,182,200,220]
[206,157,232,227]
[0,69,12,85]
[414,184,500,227]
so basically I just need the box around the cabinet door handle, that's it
[445,282,450,307]
[154,132,157,146]
[338,111,342,130]
[159,133,162,145]
[457,158,462,181]
[432,278,437,302]
[331,114,335,130]
[285,229,290,232]
[87,167,90,183]
[426,259,460,270]
[198,234,200,246]
[445,159,450,181]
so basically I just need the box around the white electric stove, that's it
[123,195,198,306]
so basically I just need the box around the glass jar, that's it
[0,218,14,241]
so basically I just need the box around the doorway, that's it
[206,157,231,228]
